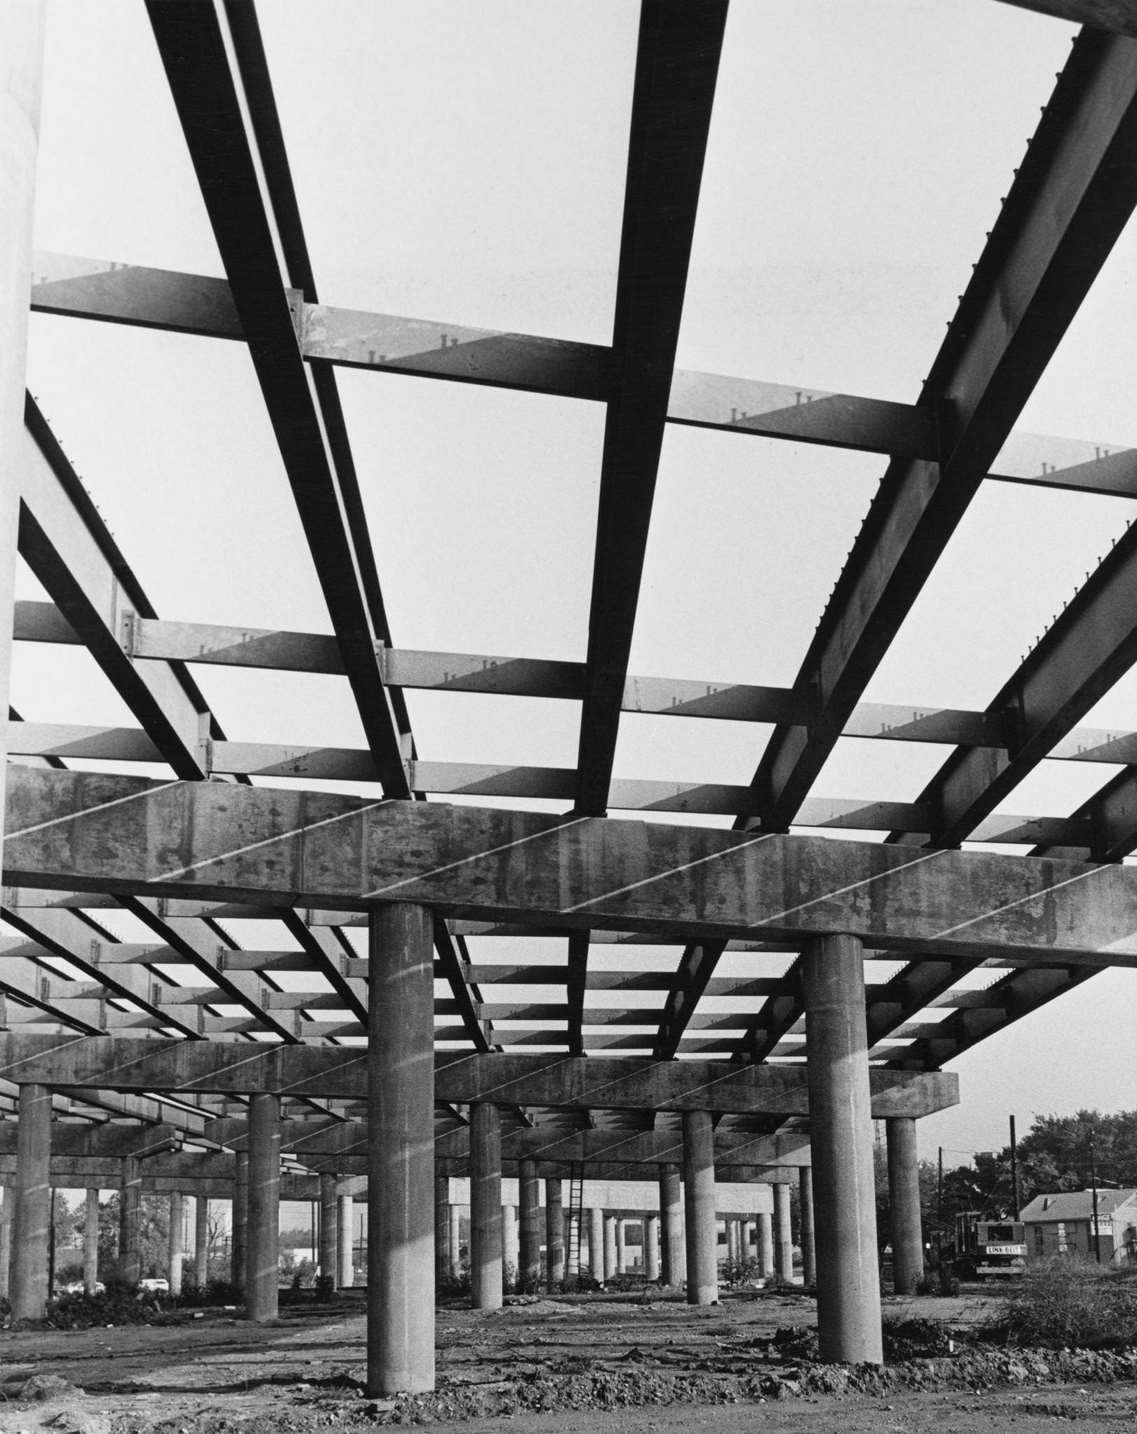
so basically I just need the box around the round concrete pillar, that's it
[434,1173,450,1286]
[319,1173,338,1283]
[545,1179,564,1287]
[119,1155,142,1288]
[84,1188,100,1293]
[615,1216,627,1273]
[773,1182,794,1282]
[659,1164,685,1286]
[683,1108,717,1305]
[518,1159,541,1288]
[758,1209,774,1276]
[168,1191,184,1295]
[10,1084,51,1318]
[645,1214,660,1280]
[502,1204,519,1284]
[887,1117,924,1294]
[338,1194,354,1288]
[799,1169,816,1288]
[246,1092,281,1321]
[803,933,883,1364]
[470,1102,503,1310]
[589,1206,605,1281]
[603,1214,618,1280]
[231,1152,248,1295]
[194,1195,210,1289]
[367,902,436,1394]
[0,1185,11,1300]
[0,3,44,852]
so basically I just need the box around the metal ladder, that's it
[565,1163,585,1288]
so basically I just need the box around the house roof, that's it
[1020,1189,1137,1223]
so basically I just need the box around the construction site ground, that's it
[1,1287,1135,1433]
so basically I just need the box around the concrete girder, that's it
[993,0,1137,35]
[28,255,1137,496]
[14,769,1137,966]
[0,1036,959,1115]
[0,1122,178,1157]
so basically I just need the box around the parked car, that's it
[138,1277,170,1294]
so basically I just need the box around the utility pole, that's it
[1009,1115,1020,1220]
[1090,1135,1102,1264]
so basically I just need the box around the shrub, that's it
[987,1256,1137,1349]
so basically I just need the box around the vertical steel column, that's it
[448,1204,462,1279]
[799,1169,816,1287]
[10,1085,51,1318]
[0,3,44,873]
[683,1108,717,1305]
[545,1178,564,1287]
[83,1188,100,1293]
[338,1194,354,1288]
[803,933,882,1364]
[773,1182,794,1282]
[246,1092,281,1321]
[887,1117,924,1295]
[434,1174,450,1287]
[645,1213,661,1280]
[367,902,435,1395]
[470,1102,503,1310]
[758,1209,774,1277]
[231,1153,248,1295]
[319,1172,338,1282]
[519,1159,541,1289]
[119,1155,142,1287]
[0,1186,12,1299]
[194,1195,210,1289]
[589,1206,605,1281]
[502,1203,519,1284]
[659,1164,684,1286]
[603,1214,618,1280]
[168,1191,184,1295]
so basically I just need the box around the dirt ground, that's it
[0,1288,1134,1433]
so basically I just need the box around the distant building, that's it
[1019,1189,1137,1266]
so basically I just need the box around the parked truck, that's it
[945,1211,1027,1280]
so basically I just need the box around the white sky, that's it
[10,0,1137,1162]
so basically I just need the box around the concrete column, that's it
[519,1159,541,1289]
[338,1195,354,1288]
[615,1216,627,1273]
[773,1182,794,1282]
[0,4,45,873]
[726,1217,738,1266]
[545,1178,564,1287]
[502,1204,519,1283]
[231,1152,248,1295]
[84,1188,100,1293]
[589,1206,604,1281]
[119,1154,142,1287]
[603,1214,618,1280]
[246,1092,280,1321]
[367,902,435,1395]
[319,1173,338,1281]
[0,1185,11,1299]
[434,1174,450,1285]
[11,1085,51,1318]
[758,1210,774,1277]
[194,1195,210,1289]
[448,1203,463,1279]
[799,1168,816,1288]
[683,1108,717,1305]
[645,1213,661,1280]
[803,933,882,1364]
[469,1102,503,1310]
[887,1117,924,1294]
[168,1191,184,1295]
[660,1164,684,1286]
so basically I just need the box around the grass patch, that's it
[986,1257,1137,1349]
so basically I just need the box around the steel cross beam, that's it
[656,28,1137,1057]
[147,2,490,1053]
[30,252,1137,499]
[574,0,726,817]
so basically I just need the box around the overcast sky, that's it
[12,0,1137,1165]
